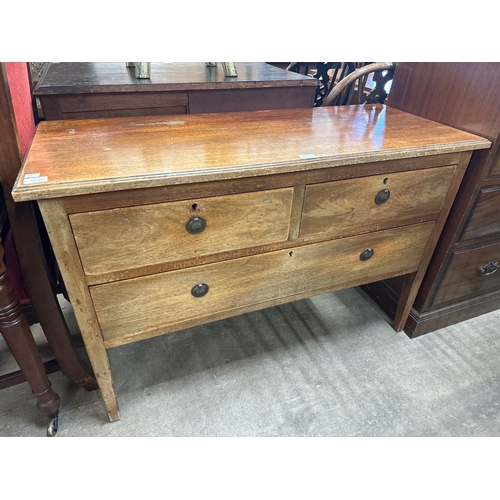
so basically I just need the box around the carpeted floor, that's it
[1,288,499,437]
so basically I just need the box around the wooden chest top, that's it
[12,105,490,202]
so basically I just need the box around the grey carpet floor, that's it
[1,288,499,437]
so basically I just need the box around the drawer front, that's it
[460,187,500,242]
[91,222,435,345]
[489,151,500,178]
[70,188,294,276]
[299,165,455,239]
[432,241,500,307]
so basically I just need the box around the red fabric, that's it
[3,62,36,305]
[4,62,35,158]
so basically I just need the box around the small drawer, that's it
[91,222,434,345]
[432,241,500,307]
[489,152,500,179]
[70,188,293,276]
[299,165,455,239]
[460,187,500,242]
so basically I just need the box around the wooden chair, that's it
[287,62,395,107]
[323,62,395,106]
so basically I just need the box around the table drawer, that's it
[460,187,500,242]
[432,241,500,307]
[92,221,435,345]
[70,188,294,276]
[299,165,455,239]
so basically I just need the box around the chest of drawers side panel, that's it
[37,199,120,421]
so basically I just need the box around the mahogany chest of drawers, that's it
[361,63,500,337]
[12,105,489,421]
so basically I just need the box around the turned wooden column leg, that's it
[0,240,60,436]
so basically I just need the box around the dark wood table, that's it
[34,62,318,120]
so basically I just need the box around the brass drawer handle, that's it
[360,248,374,261]
[191,283,209,297]
[375,189,390,205]
[186,216,206,234]
[478,262,499,276]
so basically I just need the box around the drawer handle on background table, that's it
[375,189,391,205]
[478,262,499,276]
[186,216,206,234]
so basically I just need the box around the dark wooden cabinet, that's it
[34,62,317,119]
[361,62,500,337]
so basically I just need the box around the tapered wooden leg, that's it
[0,240,60,435]
[38,199,120,422]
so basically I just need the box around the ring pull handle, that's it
[186,216,206,235]
[375,189,390,205]
[191,283,209,297]
[478,262,499,276]
[360,248,374,261]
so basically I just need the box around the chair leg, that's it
[0,240,60,436]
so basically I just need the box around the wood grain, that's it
[459,187,500,242]
[61,152,463,214]
[432,240,500,307]
[37,199,120,421]
[12,105,490,202]
[392,152,473,330]
[299,165,455,239]
[70,188,293,276]
[488,152,500,178]
[34,62,317,95]
[91,222,434,346]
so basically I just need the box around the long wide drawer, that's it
[70,188,294,276]
[299,165,455,238]
[91,222,435,346]
[432,240,500,307]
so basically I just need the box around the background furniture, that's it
[34,62,317,120]
[0,239,60,435]
[0,63,97,392]
[361,62,500,337]
[12,105,489,420]
[286,62,395,107]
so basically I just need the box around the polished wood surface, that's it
[432,241,500,306]
[12,106,489,202]
[35,62,316,94]
[387,62,500,141]
[362,62,500,336]
[489,153,500,178]
[13,105,487,421]
[459,187,500,242]
[34,62,317,119]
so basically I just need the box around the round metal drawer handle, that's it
[360,248,374,261]
[191,283,209,298]
[186,216,206,235]
[478,262,499,276]
[375,189,391,205]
